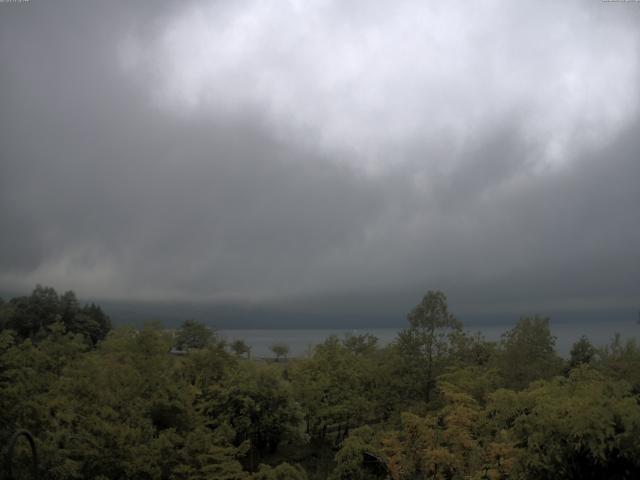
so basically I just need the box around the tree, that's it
[180,343,236,391]
[597,334,640,393]
[5,285,60,338]
[31,323,249,480]
[569,335,597,369]
[201,362,302,458]
[342,333,378,356]
[0,298,14,331]
[78,303,111,345]
[175,319,214,351]
[449,330,496,367]
[330,426,387,480]
[496,316,563,390]
[270,343,290,362]
[231,339,251,359]
[0,323,87,449]
[59,290,80,328]
[290,335,385,446]
[395,290,462,402]
[250,463,307,480]
[0,287,111,345]
[379,384,518,480]
[487,366,640,479]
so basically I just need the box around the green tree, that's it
[597,334,640,393]
[231,339,252,358]
[0,297,14,330]
[487,366,640,479]
[175,319,214,351]
[270,343,290,362]
[0,323,87,448]
[395,290,462,402]
[34,324,248,479]
[342,333,378,356]
[569,335,597,369]
[290,335,383,445]
[59,290,80,328]
[496,316,563,390]
[330,426,387,480]
[180,342,236,391]
[1,287,111,345]
[76,302,111,345]
[201,362,302,458]
[250,462,307,480]
[449,330,496,367]
[5,285,60,338]
[437,365,502,405]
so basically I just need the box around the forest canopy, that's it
[1,287,640,479]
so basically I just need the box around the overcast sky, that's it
[1,0,639,320]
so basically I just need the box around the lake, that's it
[221,320,640,358]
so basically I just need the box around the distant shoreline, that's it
[219,321,640,359]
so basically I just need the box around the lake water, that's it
[221,320,640,358]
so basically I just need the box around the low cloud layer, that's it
[1,1,639,320]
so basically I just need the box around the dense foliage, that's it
[1,287,640,479]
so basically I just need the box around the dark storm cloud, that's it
[1,0,639,319]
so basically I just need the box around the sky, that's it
[1,0,639,325]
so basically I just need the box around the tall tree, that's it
[290,335,381,445]
[6,285,60,338]
[395,290,462,402]
[569,335,597,369]
[496,316,563,390]
[597,334,640,394]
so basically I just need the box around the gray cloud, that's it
[1,0,639,322]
